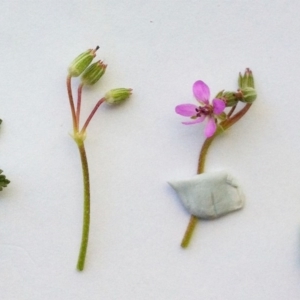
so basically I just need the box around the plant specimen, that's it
[172,69,257,248]
[66,46,132,271]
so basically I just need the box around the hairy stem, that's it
[76,142,91,271]
[66,76,78,131]
[222,103,252,130]
[180,103,252,248]
[227,105,237,119]
[180,135,216,248]
[76,84,83,127]
[80,98,105,135]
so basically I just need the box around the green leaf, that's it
[0,170,10,191]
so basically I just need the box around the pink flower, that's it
[175,80,226,137]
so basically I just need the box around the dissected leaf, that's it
[0,170,10,191]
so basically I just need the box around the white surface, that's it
[0,0,300,299]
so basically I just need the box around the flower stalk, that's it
[178,69,256,248]
[66,47,132,270]
[66,76,77,132]
[76,84,83,128]
[66,76,102,271]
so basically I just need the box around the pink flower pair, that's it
[175,81,226,137]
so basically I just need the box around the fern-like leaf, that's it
[0,170,10,191]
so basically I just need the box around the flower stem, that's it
[180,135,216,248]
[197,136,216,174]
[180,103,252,248]
[80,98,105,135]
[227,105,237,119]
[76,142,91,271]
[76,84,83,127]
[181,215,198,248]
[222,103,252,130]
[66,76,78,132]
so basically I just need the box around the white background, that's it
[0,0,300,299]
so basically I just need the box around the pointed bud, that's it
[104,88,132,105]
[238,68,255,89]
[81,60,107,86]
[68,46,99,77]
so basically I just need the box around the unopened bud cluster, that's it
[68,46,132,104]
[68,46,107,86]
[217,68,257,106]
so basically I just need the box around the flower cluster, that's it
[175,69,256,138]
[68,46,132,117]
[174,69,257,248]
[175,81,225,137]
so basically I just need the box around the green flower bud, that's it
[81,61,107,86]
[223,91,239,107]
[238,68,255,89]
[239,87,257,103]
[105,88,132,105]
[68,46,99,77]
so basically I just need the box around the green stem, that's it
[180,215,198,248]
[76,142,91,271]
[180,103,252,248]
[197,136,216,174]
[180,136,216,248]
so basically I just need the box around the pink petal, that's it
[212,98,226,115]
[193,81,210,104]
[175,104,198,116]
[182,115,206,125]
[204,117,217,137]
